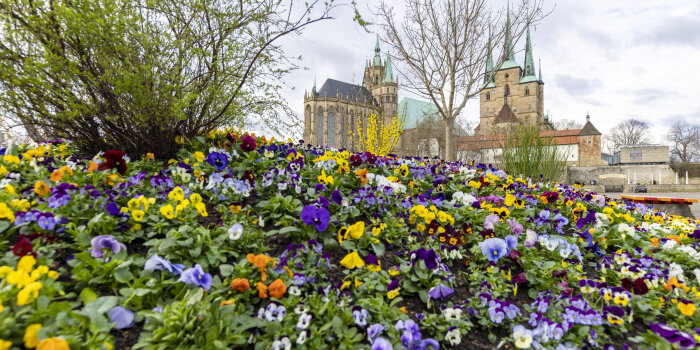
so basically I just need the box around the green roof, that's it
[500,59,520,70]
[397,97,470,136]
[519,75,538,83]
[398,98,439,131]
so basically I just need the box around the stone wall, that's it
[568,164,700,185]
[578,135,606,166]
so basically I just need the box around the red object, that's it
[98,150,127,174]
[12,237,36,257]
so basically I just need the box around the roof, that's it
[499,59,520,70]
[494,104,520,124]
[398,97,440,131]
[315,79,375,104]
[617,144,668,149]
[577,120,602,136]
[398,97,470,136]
[455,130,581,151]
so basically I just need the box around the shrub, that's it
[500,124,568,180]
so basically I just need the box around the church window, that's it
[505,73,509,79]
[525,87,530,96]
[328,109,335,147]
[316,106,324,144]
[486,92,491,101]
[504,85,510,97]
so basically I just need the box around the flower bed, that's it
[1,133,700,349]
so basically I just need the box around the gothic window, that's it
[486,92,491,101]
[316,106,324,145]
[525,87,530,96]
[328,108,335,147]
[339,108,345,148]
[504,85,510,97]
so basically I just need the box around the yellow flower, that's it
[469,180,482,189]
[190,193,203,206]
[145,153,155,160]
[192,151,205,162]
[168,187,185,201]
[0,203,14,223]
[345,221,365,240]
[0,300,3,313]
[678,302,696,316]
[504,193,516,206]
[17,281,42,306]
[3,154,20,164]
[318,170,334,185]
[18,255,36,273]
[160,204,175,219]
[196,202,208,217]
[388,288,400,300]
[24,324,42,348]
[37,337,70,350]
[340,251,365,270]
[132,210,145,222]
[0,339,11,350]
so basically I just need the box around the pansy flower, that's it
[428,283,454,300]
[300,205,330,232]
[479,238,509,264]
[90,235,126,258]
[178,264,213,291]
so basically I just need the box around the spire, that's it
[522,26,536,78]
[374,34,382,66]
[484,24,494,85]
[538,59,543,82]
[384,53,394,83]
[313,74,316,92]
[503,1,515,63]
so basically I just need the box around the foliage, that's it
[0,0,355,158]
[500,124,568,180]
[350,113,404,156]
[605,119,652,153]
[3,130,700,349]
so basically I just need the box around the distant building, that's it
[612,144,669,165]
[457,10,606,167]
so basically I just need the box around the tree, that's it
[605,119,652,152]
[377,0,545,161]
[350,113,404,156]
[553,119,583,130]
[666,120,700,163]
[0,0,361,158]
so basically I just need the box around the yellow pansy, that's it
[132,210,145,222]
[0,339,11,350]
[160,205,175,219]
[678,302,696,316]
[388,288,400,300]
[318,170,334,185]
[3,154,20,164]
[196,202,208,217]
[17,282,42,306]
[192,151,205,162]
[345,221,365,240]
[17,255,36,273]
[190,193,203,206]
[0,203,14,223]
[340,252,365,270]
[168,187,185,201]
[36,337,70,350]
[24,324,42,348]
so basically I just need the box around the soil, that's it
[110,323,143,350]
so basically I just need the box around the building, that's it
[611,144,670,165]
[303,37,397,151]
[459,9,606,167]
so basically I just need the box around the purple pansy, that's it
[479,238,509,264]
[428,283,454,300]
[108,306,135,329]
[144,254,185,275]
[206,152,228,170]
[300,205,330,232]
[178,264,213,291]
[90,235,126,258]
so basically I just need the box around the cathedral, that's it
[303,37,397,151]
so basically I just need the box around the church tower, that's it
[363,36,398,120]
[478,5,548,135]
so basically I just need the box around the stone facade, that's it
[303,38,397,151]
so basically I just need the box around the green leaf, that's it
[219,264,234,276]
[84,296,119,314]
[278,226,300,234]
[543,261,555,270]
[80,288,98,305]
[114,267,135,283]
[0,221,10,233]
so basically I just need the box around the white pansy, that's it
[228,224,243,240]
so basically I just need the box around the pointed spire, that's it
[522,26,536,78]
[484,24,494,85]
[374,34,382,66]
[384,53,394,83]
[538,59,543,82]
[503,1,515,63]
[313,74,317,92]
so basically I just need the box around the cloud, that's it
[555,74,600,96]
[626,88,672,104]
[639,15,700,47]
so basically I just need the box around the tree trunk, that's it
[445,118,455,161]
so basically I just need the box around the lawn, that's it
[1,132,699,350]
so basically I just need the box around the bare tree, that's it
[553,119,583,130]
[605,119,652,152]
[377,0,546,161]
[666,120,700,163]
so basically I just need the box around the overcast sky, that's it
[276,0,700,144]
